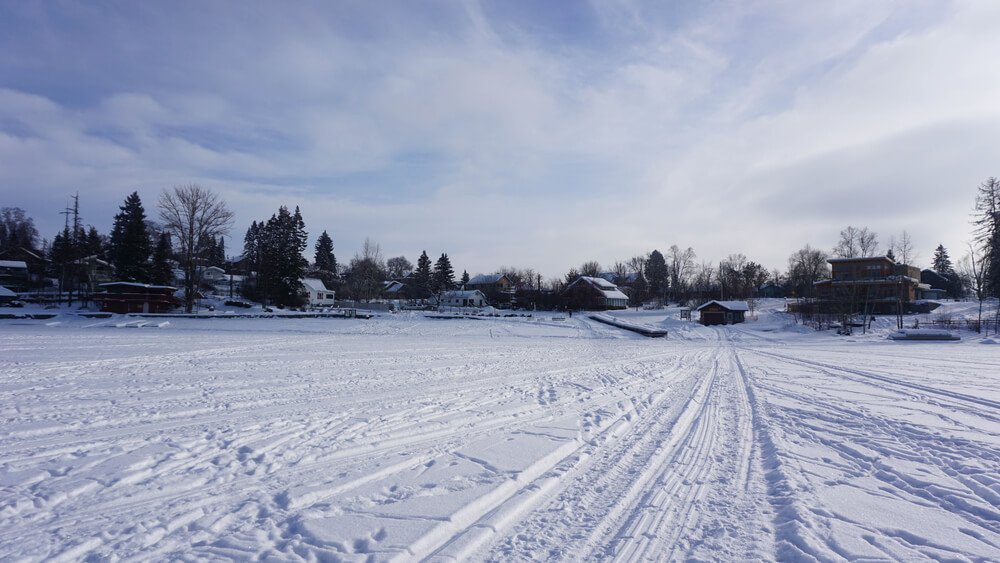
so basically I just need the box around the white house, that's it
[302,278,336,307]
[438,289,488,308]
[200,266,227,282]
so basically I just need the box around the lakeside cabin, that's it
[302,278,336,307]
[695,300,749,325]
[438,289,489,308]
[94,282,181,314]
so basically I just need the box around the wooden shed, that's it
[94,282,181,314]
[695,300,749,326]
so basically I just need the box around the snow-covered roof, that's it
[98,282,176,290]
[467,274,506,285]
[441,290,485,299]
[828,256,895,264]
[695,300,750,312]
[0,286,16,297]
[0,260,28,269]
[598,272,639,284]
[302,278,331,292]
[567,277,629,301]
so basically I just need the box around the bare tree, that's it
[887,230,917,265]
[348,237,386,302]
[386,256,413,280]
[579,261,602,277]
[667,245,696,301]
[626,254,647,277]
[834,226,879,258]
[959,243,989,333]
[158,185,234,312]
[611,260,629,285]
[786,244,830,298]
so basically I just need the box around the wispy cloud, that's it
[1,0,997,277]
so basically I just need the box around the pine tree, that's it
[433,253,455,292]
[314,230,336,272]
[256,206,309,306]
[414,251,432,298]
[932,244,953,274]
[645,250,669,302]
[109,192,151,281]
[885,248,896,262]
[460,270,470,287]
[150,232,174,285]
[974,177,1000,297]
[84,226,106,259]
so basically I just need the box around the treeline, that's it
[3,177,1000,314]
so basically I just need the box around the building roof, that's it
[828,256,895,264]
[567,276,629,301]
[302,278,331,293]
[695,300,750,312]
[0,260,28,269]
[0,286,16,297]
[98,282,177,290]
[441,289,486,299]
[467,273,507,285]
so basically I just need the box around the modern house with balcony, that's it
[813,256,931,314]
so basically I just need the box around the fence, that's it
[923,318,999,334]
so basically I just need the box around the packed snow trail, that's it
[1,313,998,561]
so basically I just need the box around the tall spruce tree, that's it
[974,177,1000,297]
[150,232,174,285]
[932,244,954,274]
[645,249,669,303]
[109,192,151,281]
[414,251,432,298]
[257,206,308,306]
[433,253,455,292]
[460,270,470,287]
[314,230,336,272]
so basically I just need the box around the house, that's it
[695,300,749,325]
[94,282,181,313]
[438,289,488,308]
[561,276,628,310]
[813,256,929,314]
[0,285,18,304]
[382,280,411,300]
[302,278,336,307]
[73,255,114,293]
[0,260,30,292]
[0,247,48,288]
[200,266,227,283]
[466,274,514,305]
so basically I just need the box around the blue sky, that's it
[2,0,998,279]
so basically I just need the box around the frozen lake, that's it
[1,308,998,561]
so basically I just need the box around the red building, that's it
[94,282,181,314]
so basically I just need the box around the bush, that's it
[224,299,253,308]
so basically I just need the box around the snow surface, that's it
[1,301,999,561]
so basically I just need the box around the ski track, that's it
[1,315,998,561]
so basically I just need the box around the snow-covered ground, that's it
[1,302,998,561]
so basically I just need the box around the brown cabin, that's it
[94,282,181,314]
[695,300,749,325]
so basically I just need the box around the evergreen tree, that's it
[974,177,1000,297]
[84,226,106,259]
[885,248,896,262]
[433,253,455,292]
[314,230,336,272]
[150,232,174,285]
[414,251,433,298]
[460,270,470,287]
[255,206,309,306]
[932,244,954,274]
[645,249,669,302]
[109,192,151,281]
[631,271,648,306]
[214,236,226,266]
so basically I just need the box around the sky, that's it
[2,0,999,280]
